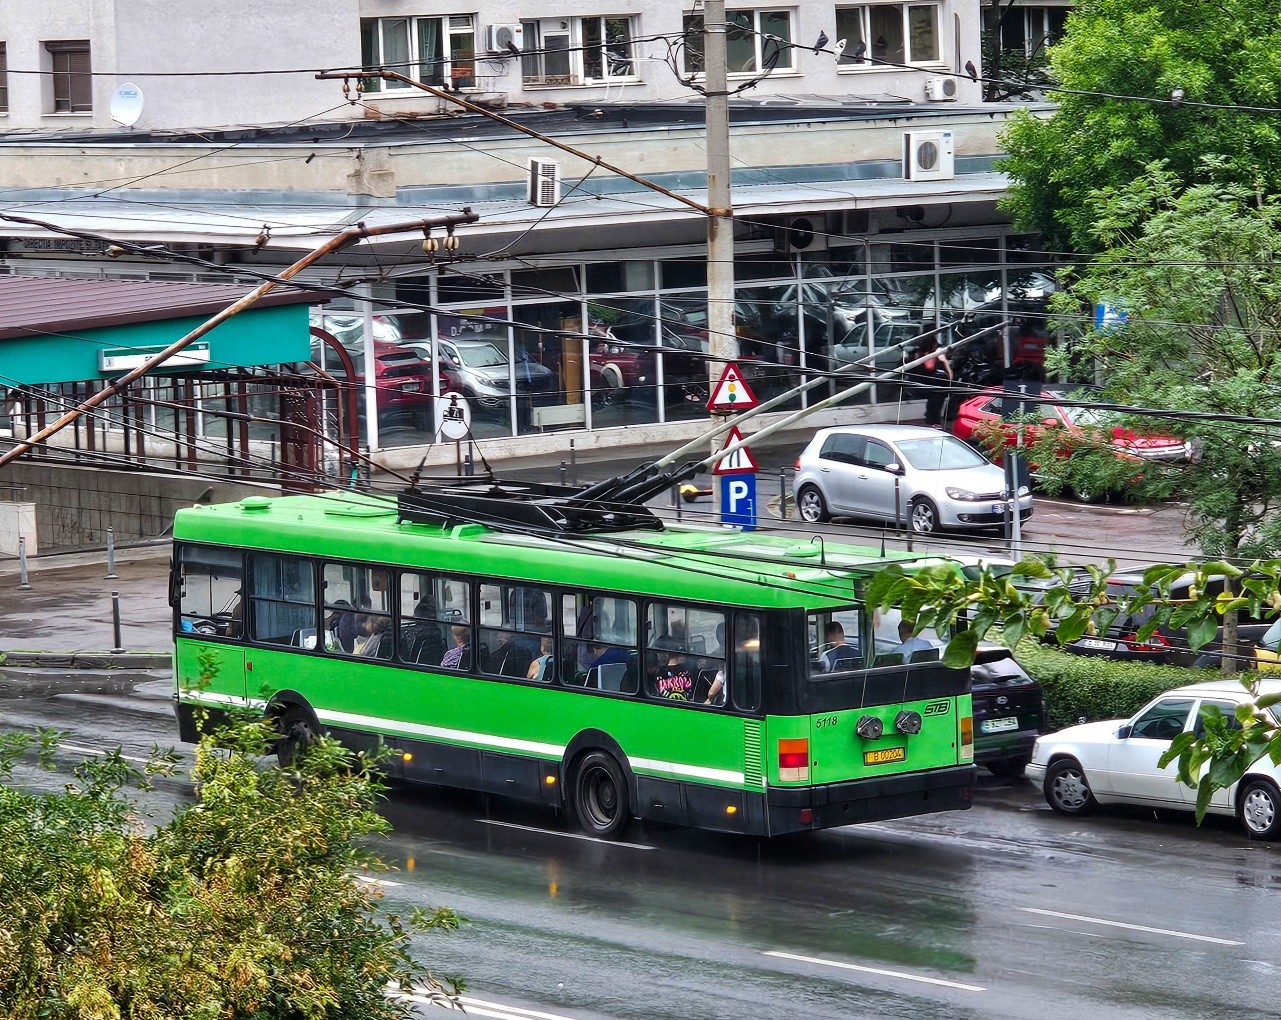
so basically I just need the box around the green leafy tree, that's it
[999,0,1281,253]
[0,712,461,1018]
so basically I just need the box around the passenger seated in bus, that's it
[356,615,392,658]
[527,636,554,680]
[888,619,933,660]
[326,600,360,653]
[821,622,860,672]
[400,596,446,665]
[486,631,535,677]
[653,648,695,700]
[440,624,471,670]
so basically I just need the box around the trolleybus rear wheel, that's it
[274,705,318,767]
[573,751,630,838]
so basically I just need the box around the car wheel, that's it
[797,484,830,524]
[1071,482,1102,504]
[1239,779,1281,840]
[1044,757,1097,815]
[908,497,939,534]
[986,757,1029,779]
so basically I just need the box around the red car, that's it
[951,387,1191,500]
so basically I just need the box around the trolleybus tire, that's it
[274,704,319,767]
[572,751,630,838]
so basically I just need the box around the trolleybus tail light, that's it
[960,714,974,761]
[894,710,923,735]
[778,738,809,782]
[855,715,884,740]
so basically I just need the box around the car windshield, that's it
[896,435,990,471]
[455,343,509,368]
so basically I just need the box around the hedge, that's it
[1013,639,1237,732]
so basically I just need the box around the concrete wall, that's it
[0,460,272,555]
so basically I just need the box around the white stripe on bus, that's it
[181,693,748,788]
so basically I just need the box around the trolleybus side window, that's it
[248,553,317,648]
[645,603,726,703]
[176,544,244,637]
[563,591,639,692]
[808,607,864,675]
[397,570,456,666]
[730,611,764,711]
[479,583,553,680]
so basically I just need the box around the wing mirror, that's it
[1116,723,1132,740]
[885,462,904,475]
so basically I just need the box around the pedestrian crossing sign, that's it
[714,426,760,475]
[706,363,759,412]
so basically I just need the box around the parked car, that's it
[792,424,1033,534]
[1061,566,1273,667]
[402,337,556,414]
[1026,679,1281,840]
[952,387,1192,501]
[307,333,443,430]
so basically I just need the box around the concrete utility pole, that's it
[703,0,737,512]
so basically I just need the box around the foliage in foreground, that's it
[0,718,461,1019]
[867,557,1281,820]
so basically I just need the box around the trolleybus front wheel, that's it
[572,751,630,838]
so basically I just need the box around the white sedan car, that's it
[1027,679,1281,840]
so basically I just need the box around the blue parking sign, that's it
[1094,302,1127,333]
[720,473,757,531]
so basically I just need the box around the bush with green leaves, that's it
[0,713,462,1019]
[1015,639,1224,732]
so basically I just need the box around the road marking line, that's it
[61,741,155,766]
[477,818,656,850]
[1021,908,1244,946]
[392,989,580,1020]
[763,950,986,991]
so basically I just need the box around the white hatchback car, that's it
[1027,679,1281,840]
[792,424,1033,533]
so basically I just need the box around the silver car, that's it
[792,424,1033,533]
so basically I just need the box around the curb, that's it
[1,651,173,670]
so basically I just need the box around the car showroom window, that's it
[682,10,796,74]
[834,4,941,67]
[360,15,476,91]
[521,16,639,85]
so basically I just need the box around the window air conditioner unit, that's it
[485,23,523,54]
[924,76,958,101]
[528,158,561,207]
[903,130,954,182]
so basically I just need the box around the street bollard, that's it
[778,468,789,520]
[104,525,118,579]
[17,535,32,591]
[569,439,578,485]
[672,484,682,521]
[559,460,567,485]
[111,590,124,654]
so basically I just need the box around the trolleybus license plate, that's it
[864,746,906,766]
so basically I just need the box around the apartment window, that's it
[0,43,8,113]
[520,16,637,85]
[834,4,940,66]
[45,40,92,112]
[983,6,1068,57]
[683,10,795,74]
[360,15,476,91]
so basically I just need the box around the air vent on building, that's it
[924,76,959,101]
[903,130,955,182]
[485,23,524,54]
[528,158,562,207]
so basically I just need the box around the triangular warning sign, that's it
[714,426,760,475]
[707,363,759,412]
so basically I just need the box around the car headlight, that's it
[945,487,980,500]
[1017,485,1030,497]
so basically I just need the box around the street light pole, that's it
[704,0,737,513]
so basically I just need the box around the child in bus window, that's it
[654,648,695,700]
[441,624,471,669]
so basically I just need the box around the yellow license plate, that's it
[864,746,907,766]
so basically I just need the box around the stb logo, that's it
[923,700,951,716]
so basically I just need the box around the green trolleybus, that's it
[170,481,975,838]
